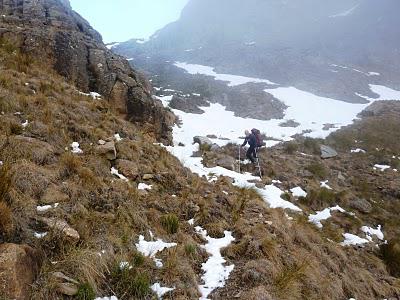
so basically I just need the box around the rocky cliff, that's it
[0,0,174,143]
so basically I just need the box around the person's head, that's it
[245,130,250,137]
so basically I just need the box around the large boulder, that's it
[320,145,338,159]
[0,244,42,300]
[216,155,236,171]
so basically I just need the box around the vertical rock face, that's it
[0,244,42,300]
[0,0,174,142]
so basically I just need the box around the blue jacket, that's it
[242,134,257,148]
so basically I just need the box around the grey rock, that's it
[215,155,236,171]
[320,145,338,159]
[95,141,116,160]
[193,136,213,147]
[338,171,346,181]
[349,198,372,214]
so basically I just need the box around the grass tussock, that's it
[161,213,180,234]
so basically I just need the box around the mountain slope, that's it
[0,0,174,142]
[0,1,400,300]
[114,0,400,102]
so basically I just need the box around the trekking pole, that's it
[255,148,262,179]
[238,145,241,173]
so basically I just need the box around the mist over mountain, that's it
[114,0,400,102]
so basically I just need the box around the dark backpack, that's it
[251,128,263,147]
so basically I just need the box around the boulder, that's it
[193,136,213,147]
[0,244,42,300]
[216,156,236,171]
[115,159,139,180]
[349,198,372,214]
[52,272,79,296]
[41,218,80,243]
[95,141,116,160]
[320,145,338,159]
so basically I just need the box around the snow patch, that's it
[340,233,369,246]
[70,142,83,154]
[34,232,48,239]
[151,283,175,299]
[94,297,118,300]
[361,225,384,241]
[330,4,360,18]
[110,167,128,181]
[195,226,235,300]
[138,183,152,190]
[290,187,307,198]
[174,62,276,87]
[320,180,332,190]
[37,203,59,212]
[135,235,177,267]
[309,206,345,228]
[373,164,391,171]
[351,148,366,153]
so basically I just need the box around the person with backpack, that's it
[241,130,257,163]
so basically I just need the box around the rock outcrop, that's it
[0,243,42,300]
[0,0,174,143]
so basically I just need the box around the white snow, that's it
[290,187,307,198]
[94,297,118,300]
[320,180,332,190]
[151,283,175,299]
[110,167,128,181]
[188,218,195,225]
[106,42,120,49]
[70,142,83,154]
[244,42,256,46]
[114,133,122,142]
[308,206,345,228]
[351,148,366,153]
[368,72,380,76]
[156,95,173,107]
[135,235,177,267]
[340,233,370,246]
[361,225,384,241]
[195,226,235,300]
[36,203,59,212]
[138,183,153,190]
[21,120,29,128]
[34,232,48,239]
[78,91,102,100]
[373,164,391,171]
[89,92,101,99]
[174,62,276,86]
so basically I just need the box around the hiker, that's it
[241,130,257,163]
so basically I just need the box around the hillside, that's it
[114,0,400,103]
[1,1,400,300]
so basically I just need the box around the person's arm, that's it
[241,138,247,147]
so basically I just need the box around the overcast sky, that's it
[69,0,189,43]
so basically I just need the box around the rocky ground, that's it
[0,1,400,300]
